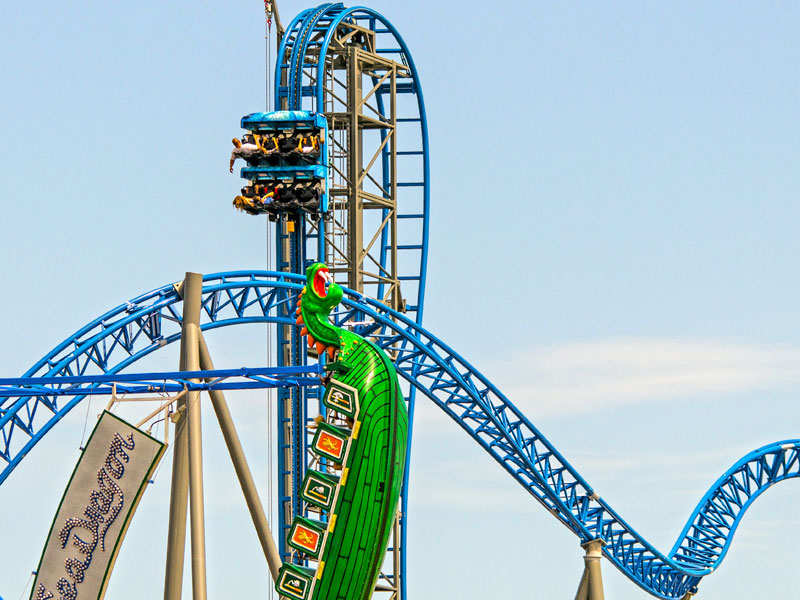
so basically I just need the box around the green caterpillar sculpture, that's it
[275,263,408,600]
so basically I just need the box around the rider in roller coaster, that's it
[229,137,261,172]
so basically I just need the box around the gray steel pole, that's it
[582,540,606,600]
[164,320,190,600]
[182,272,208,600]
[197,332,283,582]
[573,568,589,600]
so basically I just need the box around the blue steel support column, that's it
[276,214,310,563]
[281,8,432,597]
[270,6,431,594]
[274,6,332,565]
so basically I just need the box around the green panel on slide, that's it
[276,563,317,600]
[322,379,359,418]
[311,422,351,463]
[301,470,340,512]
[288,516,328,558]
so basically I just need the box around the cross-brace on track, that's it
[0,366,321,398]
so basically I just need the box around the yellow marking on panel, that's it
[320,436,340,453]
[329,514,337,533]
[341,467,350,487]
[352,421,361,440]
[316,561,325,579]
[297,530,315,545]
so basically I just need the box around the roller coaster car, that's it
[273,180,324,216]
[235,110,329,217]
[254,132,323,164]
[287,133,323,160]
[241,110,326,160]
[232,184,275,216]
[241,164,328,214]
[233,180,324,219]
[241,109,327,132]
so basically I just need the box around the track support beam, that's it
[197,332,283,582]
[164,273,209,600]
[574,540,606,600]
[183,272,209,600]
[164,310,190,600]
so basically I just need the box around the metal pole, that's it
[266,16,270,111]
[164,314,190,600]
[573,569,589,600]
[276,216,297,561]
[197,332,283,582]
[390,63,399,311]
[347,46,364,292]
[269,0,285,41]
[582,540,606,600]
[182,272,208,600]
[392,510,401,594]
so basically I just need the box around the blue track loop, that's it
[274,4,431,325]
[1,272,797,599]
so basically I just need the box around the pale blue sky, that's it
[1,1,799,599]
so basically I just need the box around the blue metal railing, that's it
[0,366,321,399]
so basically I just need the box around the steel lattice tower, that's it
[271,6,431,599]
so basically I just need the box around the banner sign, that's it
[31,411,166,600]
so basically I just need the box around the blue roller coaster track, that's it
[1,272,797,599]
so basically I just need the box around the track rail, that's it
[1,272,796,599]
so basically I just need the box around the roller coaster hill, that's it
[1,2,798,600]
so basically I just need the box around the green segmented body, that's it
[275,264,408,600]
[316,336,407,598]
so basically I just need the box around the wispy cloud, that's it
[568,446,740,482]
[405,338,800,530]
[408,438,746,515]
[477,337,800,417]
